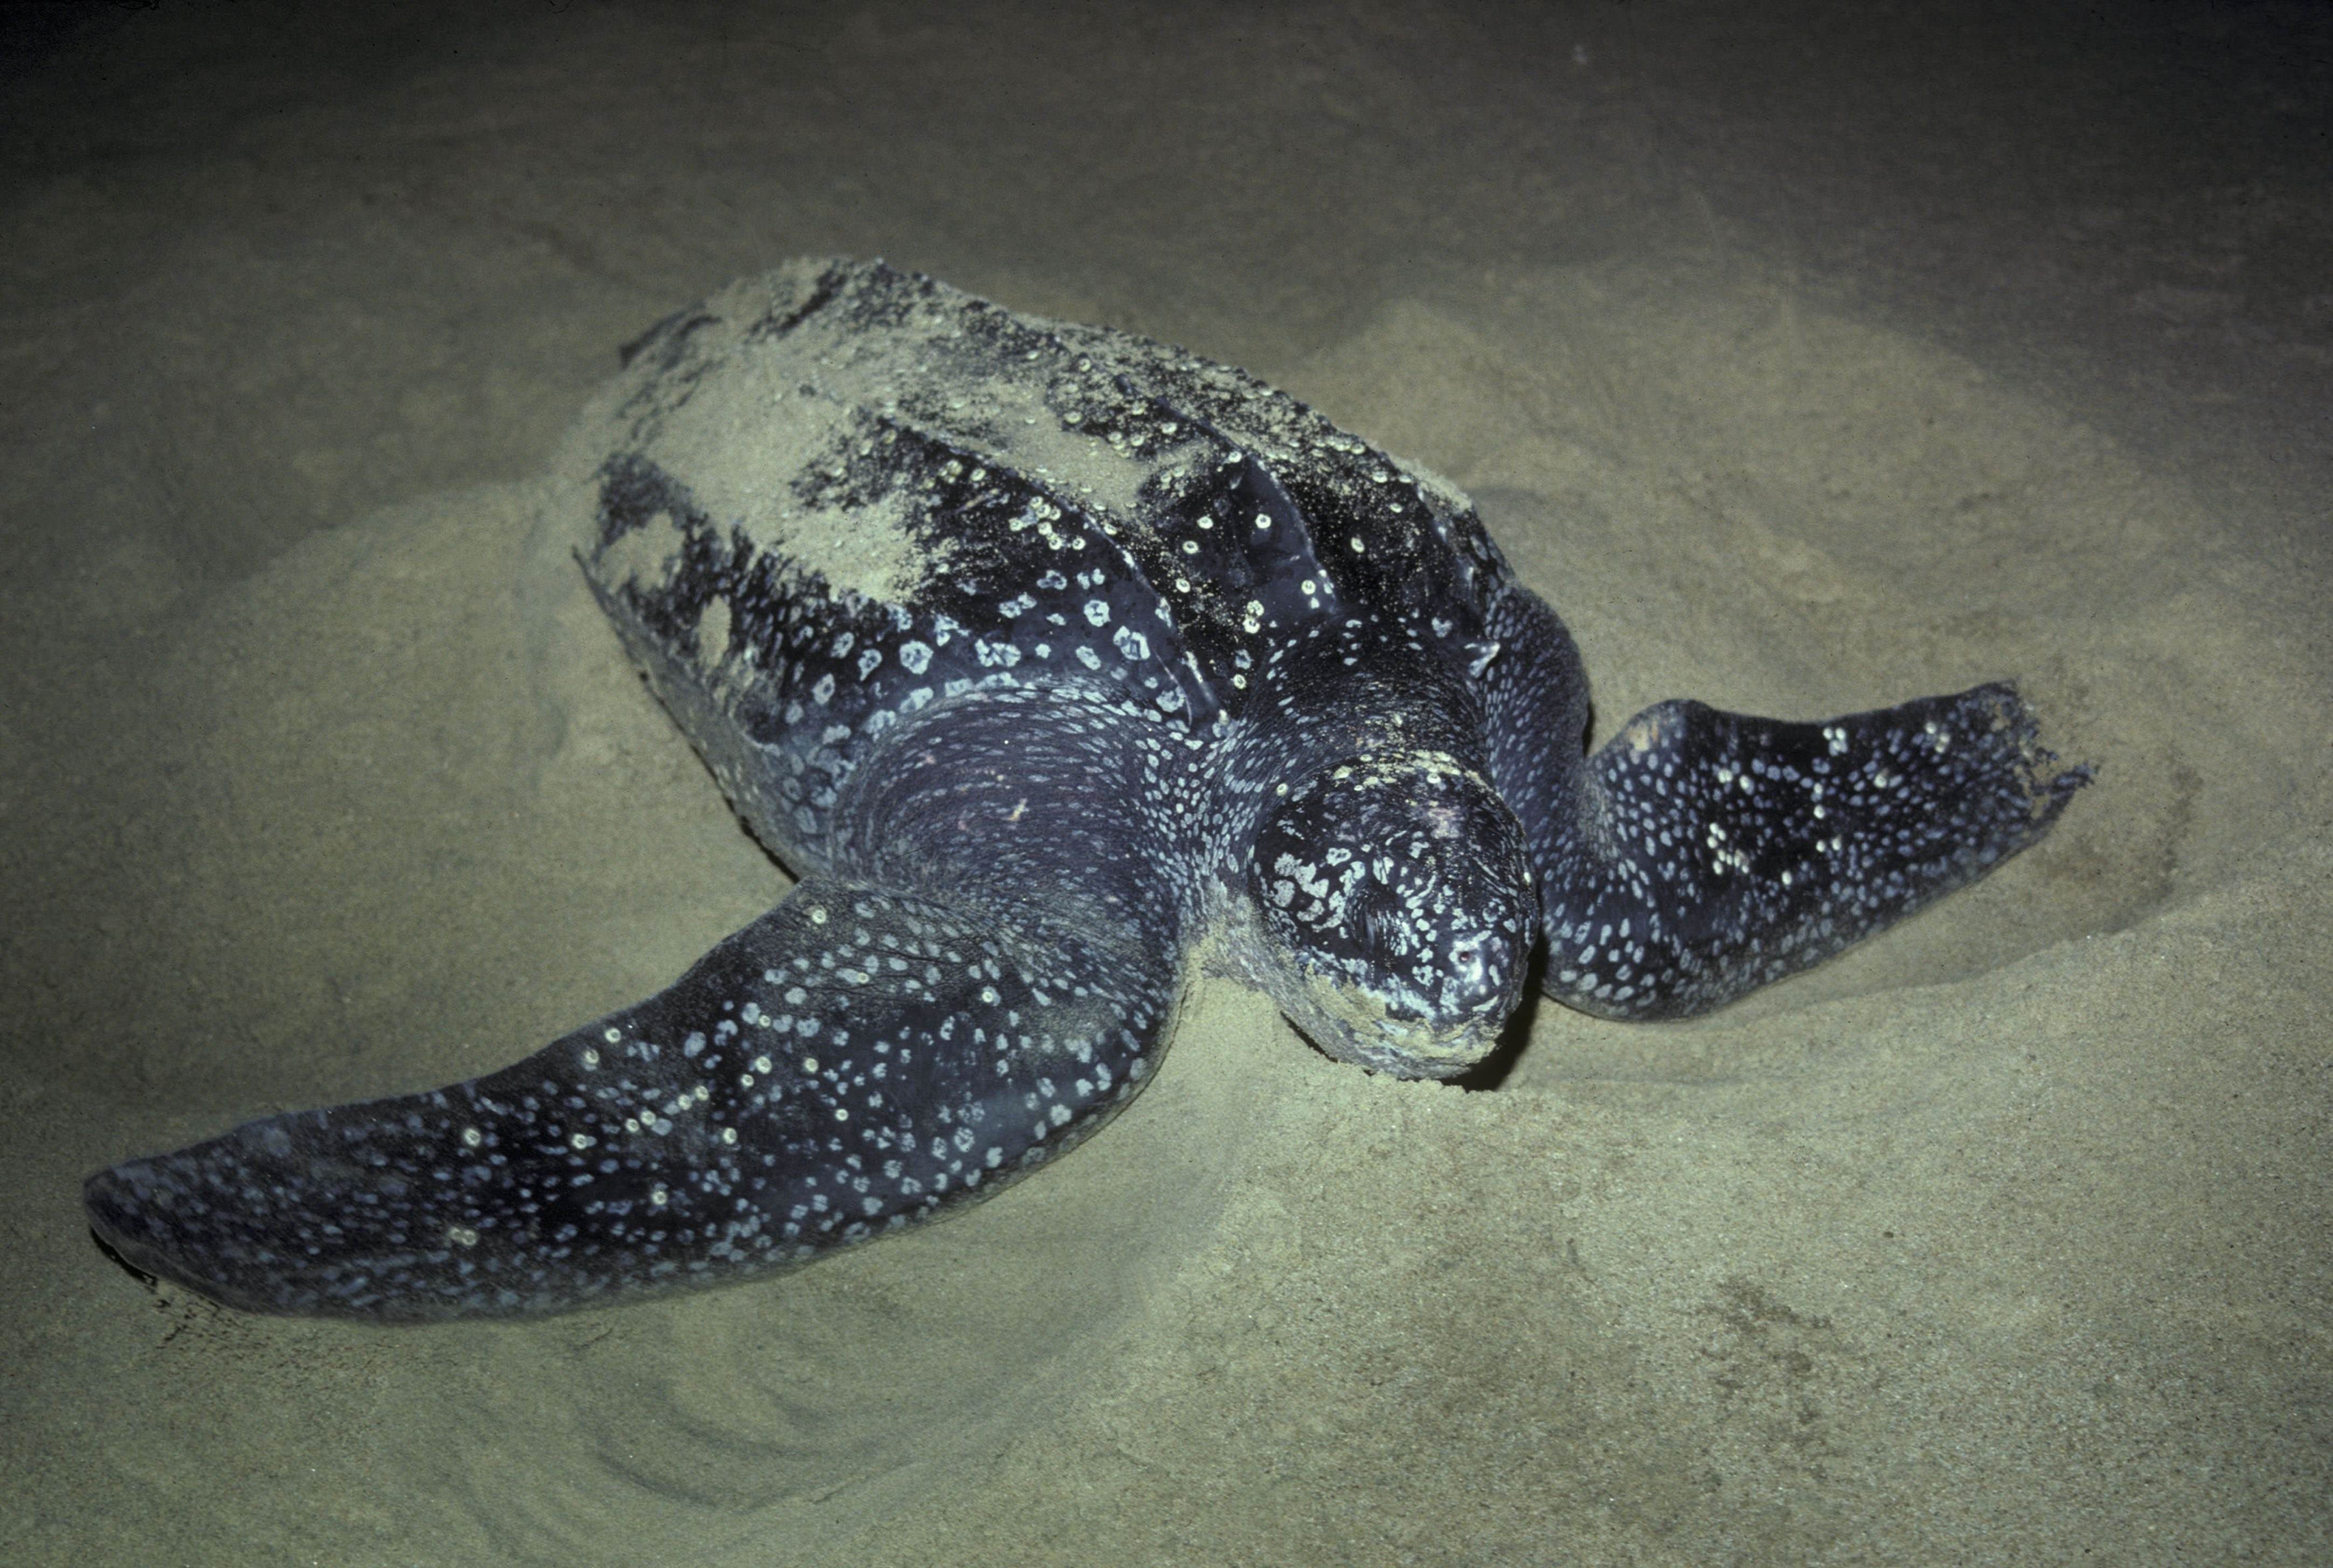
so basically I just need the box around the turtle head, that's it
[1242,750,1539,1079]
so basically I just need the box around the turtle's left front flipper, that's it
[1537,682,2089,1020]
[84,879,1177,1322]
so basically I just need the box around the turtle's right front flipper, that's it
[83,880,1176,1322]
[1537,682,2089,1020]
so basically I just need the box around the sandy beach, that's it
[3,4,2326,1564]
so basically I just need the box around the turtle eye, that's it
[1446,936,1487,990]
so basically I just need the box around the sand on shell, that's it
[3,5,2326,1565]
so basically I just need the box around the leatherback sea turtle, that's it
[85,259,2088,1321]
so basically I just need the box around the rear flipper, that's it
[84,881,1176,1322]
[1539,681,2089,1020]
